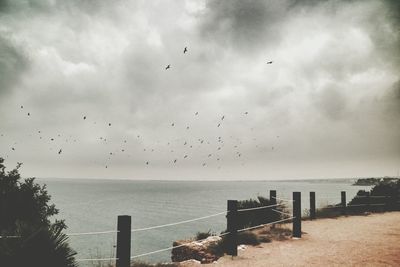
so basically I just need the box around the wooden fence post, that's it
[293,192,301,238]
[227,200,238,256]
[270,190,277,228]
[270,190,277,206]
[341,191,346,215]
[310,192,316,220]
[116,215,131,267]
[366,192,370,212]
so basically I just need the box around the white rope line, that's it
[272,196,294,202]
[0,236,21,239]
[354,195,387,198]
[271,209,293,217]
[317,196,340,199]
[237,217,295,233]
[237,203,282,212]
[130,232,231,259]
[76,257,118,262]
[66,230,118,236]
[368,203,387,206]
[131,211,227,232]
[347,204,368,207]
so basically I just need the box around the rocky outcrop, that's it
[171,236,221,264]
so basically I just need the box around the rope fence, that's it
[4,189,397,266]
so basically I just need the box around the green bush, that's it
[0,158,77,267]
[236,196,287,230]
[195,230,212,240]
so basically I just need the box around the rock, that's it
[172,236,222,264]
[178,259,201,266]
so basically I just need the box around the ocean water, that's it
[38,178,370,266]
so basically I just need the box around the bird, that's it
[186,126,189,130]
[171,123,175,126]
[27,113,30,116]
[267,61,273,64]
[108,123,111,126]
[146,161,149,165]
[58,149,62,154]
[184,155,188,159]
[244,112,248,115]
[11,147,15,151]
[20,105,23,109]
[183,47,188,54]
[217,123,221,127]
[165,64,171,70]
[83,116,86,120]
[174,159,177,163]
[221,115,225,120]
[195,112,198,115]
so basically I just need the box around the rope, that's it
[0,236,21,239]
[131,211,226,232]
[76,257,118,262]
[317,196,340,199]
[354,195,387,199]
[237,217,295,232]
[237,204,282,212]
[130,232,231,259]
[347,204,368,207]
[272,196,294,202]
[271,209,293,217]
[66,230,118,236]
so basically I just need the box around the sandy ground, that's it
[196,212,400,267]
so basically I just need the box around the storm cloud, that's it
[0,0,399,180]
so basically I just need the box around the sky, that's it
[0,0,399,180]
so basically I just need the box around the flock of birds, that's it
[2,46,277,170]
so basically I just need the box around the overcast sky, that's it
[0,0,399,180]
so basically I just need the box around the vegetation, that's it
[195,229,213,241]
[236,196,288,229]
[353,177,399,186]
[0,158,77,267]
[317,179,400,218]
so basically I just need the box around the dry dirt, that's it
[194,212,400,266]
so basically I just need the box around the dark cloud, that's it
[0,36,27,95]
[200,0,289,52]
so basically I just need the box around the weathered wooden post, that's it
[366,191,370,212]
[270,190,277,206]
[270,190,277,227]
[116,215,131,267]
[227,200,238,256]
[341,191,346,215]
[293,192,301,238]
[310,192,316,220]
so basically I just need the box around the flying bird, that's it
[171,123,175,126]
[83,116,86,120]
[165,64,171,70]
[108,123,111,126]
[58,149,62,154]
[20,105,23,109]
[27,113,30,116]
[195,112,198,115]
[183,47,188,54]
[221,115,225,120]
[267,61,273,64]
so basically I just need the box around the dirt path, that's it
[201,212,400,266]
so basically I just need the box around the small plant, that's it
[195,229,212,240]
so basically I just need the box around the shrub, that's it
[0,158,77,267]
[195,230,212,240]
[236,196,287,230]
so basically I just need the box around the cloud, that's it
[0,35,27,95]
[0,0,398,179]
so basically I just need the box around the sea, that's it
[37,178,371,266]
